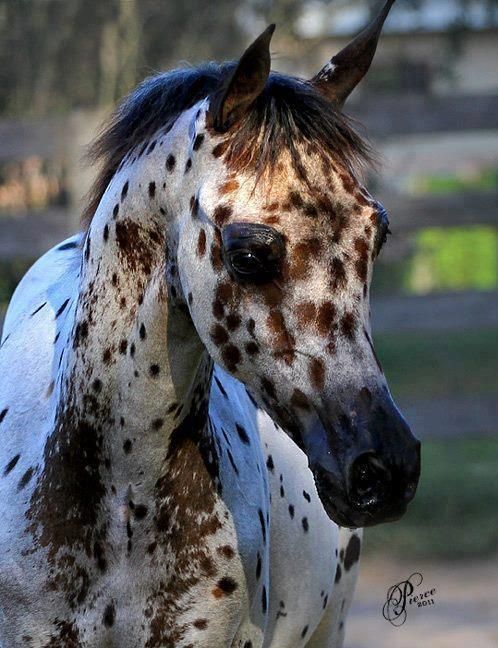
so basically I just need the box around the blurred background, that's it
[0,0,497,646]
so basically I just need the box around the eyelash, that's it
[375,208,391,256]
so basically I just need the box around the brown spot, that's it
[148,182,156,198]
[267,309,294,364]
[26,400,108,587]
[222,345,241,372]
[316,193,335,216]
[303,201,318,217]
[355,259,368,283]
[290,389,310,410]
[317,302,337,337]
[103,602,115,627]
[226,313,241,331]
[261,377,276,400]
[216,545,235,559]
[193,133,205,150]
[193,618,208,630]
[210,324,229,346]
[355,191,370,206]
[296,302,317,328]
[18,466,35,490]
[289,191,304,209]
[115,219,163,276]
[212,577,238,598]
[210,242,223,272]
[102,348,112,365]
[260,283,283,309]
[215,282,234,304]
[212,141,228,158]
[354,237,369,258]
[213,205,233,227]
[151,393,222,644]
[245,341,259,356]
[354,237,369,282]
[218,179,239,195]
[149,364,160,377]
[341,312,357,340]
[330,257,347,289]
[309,357,325,391]
[166,154,176,172]
[45,620,81,646]
[212,300,224,320]
[289,238,321,281]
[344,534,361,571]
[197,229,206,258]
[340,172,355,194]
[326,335,337,355]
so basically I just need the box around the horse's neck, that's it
[61,129,211,496]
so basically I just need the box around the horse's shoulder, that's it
[1,233,81,343]
[0,235,81,475]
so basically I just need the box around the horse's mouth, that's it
[312,463,413,529]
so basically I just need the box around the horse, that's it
[0,1,420,646]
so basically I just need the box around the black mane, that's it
[83,63,375,226]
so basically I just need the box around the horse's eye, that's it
[221,223,285,283]
[228,250,265,275]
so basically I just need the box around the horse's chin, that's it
[312,464,411,529]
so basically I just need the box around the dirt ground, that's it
[346,555,498,648]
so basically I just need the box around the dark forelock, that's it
[83,63,375,227]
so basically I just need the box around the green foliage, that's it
[414,168,498,195]
[409,226,497,293]
[364,439,498,560]
[373,226,498,295]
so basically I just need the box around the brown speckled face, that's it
[178,128,420,528]
[184,143,382,420]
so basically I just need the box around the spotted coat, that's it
[0,10,419,645]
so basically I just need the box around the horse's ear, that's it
[309,0,395,107]
[209,24,275,132]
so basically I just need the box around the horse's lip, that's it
[311,461,411,528]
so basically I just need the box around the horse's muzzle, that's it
[304,393,421,528]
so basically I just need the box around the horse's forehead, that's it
[208,154,377,246]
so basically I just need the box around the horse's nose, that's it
[348,452,390,513]
[347,444,420,515]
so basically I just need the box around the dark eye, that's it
[221,223,285,283]
[228,250,265,275]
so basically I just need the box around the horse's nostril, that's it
[349,453,390,510]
